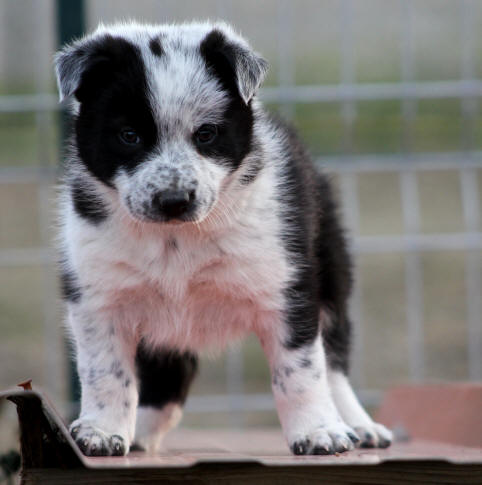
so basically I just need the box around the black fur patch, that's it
[72,35,158,186]
[71,180,109,224]
[149,36,164,57]
[274,115,352,374]
[200,30,243,98]
[192,98,254,173]
[59,267,82,303]
[315,176,353,375]
[274,115,322,350]
[136,344,198,409]
[199,29,267,103]
[199,30,255,173]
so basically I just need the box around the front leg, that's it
[68,305,138,456]
[259,325,359,455]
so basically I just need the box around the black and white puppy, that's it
[55,21,392,457]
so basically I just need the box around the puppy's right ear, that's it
[55,37,109,102]
[54,34,128,103]
[55,40,92,102]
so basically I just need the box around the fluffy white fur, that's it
[58,21,392,456]
[134,404,183,453]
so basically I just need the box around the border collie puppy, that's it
[55,21,392,456]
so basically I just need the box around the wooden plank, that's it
[20,462,482,485]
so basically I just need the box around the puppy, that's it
[55,21,392,456]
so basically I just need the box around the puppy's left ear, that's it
[200,28,268,105]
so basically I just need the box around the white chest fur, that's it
[63,173,293,352]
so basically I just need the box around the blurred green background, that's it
[1,0,482,456]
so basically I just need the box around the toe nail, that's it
[293,443,307,455]
[348,432,360,444]
[313,445,333,455]
[379,439,391,449]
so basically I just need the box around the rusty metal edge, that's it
[1,388,86,468]
[2,388,481,470]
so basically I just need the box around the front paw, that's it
[289,422,360,455]
[70,420,127,456]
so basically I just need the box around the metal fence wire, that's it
[0,0,480,421]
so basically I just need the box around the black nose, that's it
[152,190,195,220]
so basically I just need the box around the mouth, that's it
[127,210,199,225]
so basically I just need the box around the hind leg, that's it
[315,186,392,449]
[328,368,392,448]
[323,312,392,449]
[133,345,198,453]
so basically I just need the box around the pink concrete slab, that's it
[376,383,482,448]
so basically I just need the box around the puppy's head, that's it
[55,22,268,224]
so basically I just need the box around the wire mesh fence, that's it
[0,0,481,429]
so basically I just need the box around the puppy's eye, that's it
[119,129,141,145]
[194,124,218,145]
